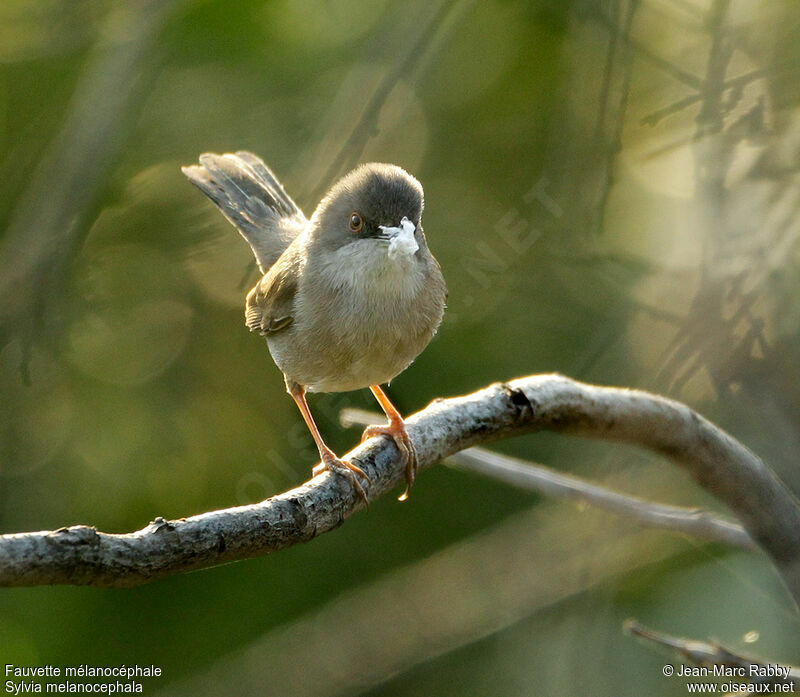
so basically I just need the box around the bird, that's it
[182,152,447,502]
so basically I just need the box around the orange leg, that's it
[287,381,370,504]
[362,385,418,501]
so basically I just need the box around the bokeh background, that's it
[1,0,800,694]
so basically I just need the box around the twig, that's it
[591,4,703,90]
[0,374,798,595]
[641,74,738,127]
[626,620,800,692]
[342,410,756,551]
[590,0,640,236]
[639,61,788,127]
[446,446,760,550]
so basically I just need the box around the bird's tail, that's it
[182,151,306,273]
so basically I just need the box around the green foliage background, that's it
[1,0,799,694]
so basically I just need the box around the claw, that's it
[313,451,371,506]
[361,421,418,501]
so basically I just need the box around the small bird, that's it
[182,152,446,502]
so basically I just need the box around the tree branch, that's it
[1,374,798,595]
[448,450,757,549]
[341,411,757,552]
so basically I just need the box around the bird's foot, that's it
[312,450,371,505]
[361,420,417,501]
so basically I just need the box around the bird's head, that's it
[309,163,425,261]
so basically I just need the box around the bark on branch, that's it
[343,414,757,553]
[1,374,798,596]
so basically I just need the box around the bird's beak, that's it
[378,217,419,259]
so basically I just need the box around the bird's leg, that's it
[362,385,418,501]
[286,380,370,504]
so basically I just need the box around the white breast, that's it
[315,238,423,299]
[271,238,433,392]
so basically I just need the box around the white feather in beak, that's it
[379,216,419,260]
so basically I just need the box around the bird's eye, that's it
[349,212,363,234]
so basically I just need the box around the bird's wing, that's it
[244,245,300,335]
[182,151,307,273]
